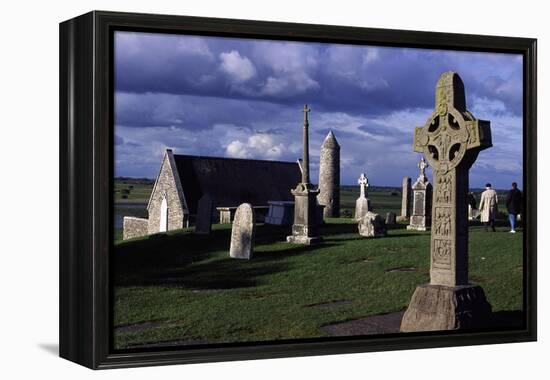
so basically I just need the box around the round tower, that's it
[318,130,340,218]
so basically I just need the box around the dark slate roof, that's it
[172,154,301,214]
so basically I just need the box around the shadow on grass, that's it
[114,223,338,289]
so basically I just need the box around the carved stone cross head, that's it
[358,173,369,198]
[418,157,429,177]
[302,104,311,124]
[413,72,492,174]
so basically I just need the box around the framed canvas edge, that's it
[59,10,537,370]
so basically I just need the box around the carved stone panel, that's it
[433,239,452,269]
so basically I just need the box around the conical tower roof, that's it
[321,130,340,149]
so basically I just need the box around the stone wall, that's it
[123,217,149,240]
[147,151,187,234]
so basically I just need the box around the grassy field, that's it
[113,178,512,222]
[113,218,523,350]
[114,178,154,203]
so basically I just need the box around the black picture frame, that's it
[59,10,537,369]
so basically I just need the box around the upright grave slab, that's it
[194,194,213,234]
[229,203,256,259]
[398,176,412,221]
[407,157,433,231]
[401,72,493,332]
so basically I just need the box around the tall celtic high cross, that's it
[413,72,492,286]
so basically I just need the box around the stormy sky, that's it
[114,31,523,189]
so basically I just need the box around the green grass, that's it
[113,219,523,350]
[340,186,402,217]
[114,178,154,203]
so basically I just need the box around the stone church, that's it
[123,149,301,239]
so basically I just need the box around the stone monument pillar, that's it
[407,157,433,231]
[399,176,412,221]
[354,173,372,221]
[318,130,341,219]
[401,72,493,332]
[287,105,322,245]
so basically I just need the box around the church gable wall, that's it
[147,154,187,234]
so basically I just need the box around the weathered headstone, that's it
[229,203,255,259]
[287,105,322,245]
[407,157,433,231]
[194,194,213,234]
[318,130,341,219]
[401,72,493,332]
[354,173,372,221]
[358,211,387,238]
[385,211,397,225]
[398,176,412,221]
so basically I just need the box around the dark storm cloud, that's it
[115,32,522,119]
[114,32,523,188]
[115,92,295,131]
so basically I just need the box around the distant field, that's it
[114,178,154,203]
[113,178,515,242]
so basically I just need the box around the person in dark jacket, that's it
[505,182,522,233]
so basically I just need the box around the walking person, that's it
[505,182,522,233]
[479,183,498,232]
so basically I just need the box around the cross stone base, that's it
[286,235,322,245]
[286,184,321,245]
[400,284,492,332]
[406,216,430,231]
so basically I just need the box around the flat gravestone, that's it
[194,194,213,234]
[230,203,256,259]
[401,72,493,332]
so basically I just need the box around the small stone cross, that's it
[358,173,369,199]
[418,157,429,179]
[303,104,311,125]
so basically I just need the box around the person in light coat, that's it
[479,183,499,232]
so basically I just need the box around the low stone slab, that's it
[123,216,149,240]
[358,211,387,238]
